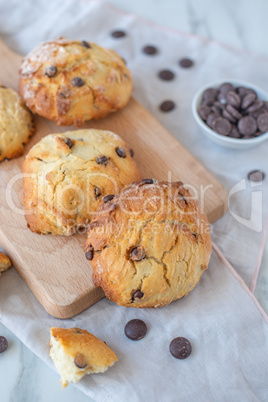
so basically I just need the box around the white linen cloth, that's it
[0,0,268,400]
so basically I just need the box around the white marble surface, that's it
[0,1,268,401]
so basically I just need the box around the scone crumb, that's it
[49,327,118,388]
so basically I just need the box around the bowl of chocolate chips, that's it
[192,80,268,149]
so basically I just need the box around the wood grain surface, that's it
[0,39,227,318]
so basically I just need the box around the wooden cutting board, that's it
[0,39,227,318]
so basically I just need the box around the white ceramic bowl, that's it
[192,80,268,149]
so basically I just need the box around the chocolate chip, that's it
[124,319,147,341]
[241,93,256,109]
[202,99,214,107]
[133,290,144,299]
[111,30,126,38]
[0,336,8,353]
[237,87,256,97]
[203,88,218,101]
[213,101,225,111]
[142,178,156,184]
[160,100,175,112]
[238,116,257,136]
[81,40,91,48]
[179,58,194,68]
[94,186,101,198]
[169,337,192,359]
[206,113,218,128]
[45,66,57,77]
[158,69,175,81]
[211,105,221,115]
[74,353,87,369]
[212,117,232,136]
[131,246,145,261]
[222,109,237,123]
[116,147,126,158]
[248,170,265,182]
[257,113,268,132]
[177,191,187,208]
[229,125,241,138]
[226,91,241,109]
[143,45,158,55]
[85,247,94,260]
[72,77,85,87]
[246,100,263,114]
[198,105,211,121]
[130,149,134,157]
[226,104,242,120]
[103,194,114,203]
[63,137,73,149]
[77,226,86,235]
[97,155,109,165]
[249,105,267,119]
[219,82,235,95]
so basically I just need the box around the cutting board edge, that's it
[208,185,228,223]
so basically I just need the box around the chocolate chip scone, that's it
[84,180,212,308]
[22,129,141,235]
[19,38,133,126]
[0,85,34,162]
[50,327,118,388]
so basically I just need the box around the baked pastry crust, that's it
[84,180,212,308]
[0,251,12,274]
[50,327,117,388]
[22,129,141,235]
[19,38,133,126]
[0,85,34,162]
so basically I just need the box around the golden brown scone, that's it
[84,179,212,308]
[49,327,118,388]
[0,251,12,276]
[19,38,133,126]
[0,85,34,162]
[22,129,141,235]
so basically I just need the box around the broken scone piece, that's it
[49,327,118,388]
[0,251,12,276]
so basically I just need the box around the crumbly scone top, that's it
[22,129,141,235]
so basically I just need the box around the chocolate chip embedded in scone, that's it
[22,129,141,236]
[0,251,12,276]
[49,327,118,388]
[84,180,212,308]
[0,86,35,162]
[130,246,146,261]
[19,38,133,126]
